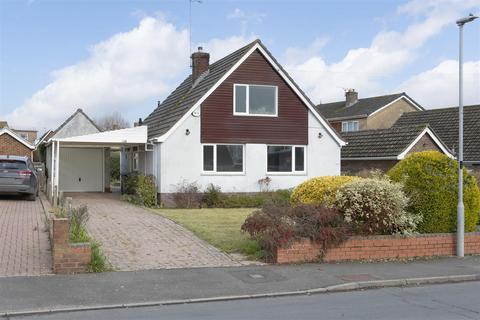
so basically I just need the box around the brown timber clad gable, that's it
[201,49,308,144]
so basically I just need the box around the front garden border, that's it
[276,232,480,264]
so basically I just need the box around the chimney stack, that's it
[345,89,358,108]
[191,46,210,82]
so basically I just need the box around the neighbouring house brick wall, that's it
[276,233,480,264]
[341,159,398,175]
[52,218,91,274]
[407,134,442,154]
[366,98,419,130]
[0,133,32,158]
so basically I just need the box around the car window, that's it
[0,160,27,170]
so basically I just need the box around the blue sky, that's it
[1,0,479,132]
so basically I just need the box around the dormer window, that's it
[234,84,278,116]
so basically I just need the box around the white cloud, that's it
[283,0,480,104]
[2,16,253,131]
[399,60,480,108]
[227,8,266,36]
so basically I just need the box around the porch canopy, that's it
[49,126,149,201]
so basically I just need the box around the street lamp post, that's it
[456,14,478,258]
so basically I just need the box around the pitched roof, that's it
[0,127,35,149]
[143,39,345,146]
[36,129,54,146]
[315,93,422,120]
[53,108,102,134]
[393,104,480,162]
[143,40,258,139]
[341,125,452,159]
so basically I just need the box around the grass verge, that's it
[153,208,264,260]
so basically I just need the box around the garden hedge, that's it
[388,151,480,233]
[290,176,358,205]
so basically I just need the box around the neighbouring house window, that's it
[341,121,359,132]
[234,84,277,116]
[267,145,305,173]
[20,133,28,140]
[203,144,244,173]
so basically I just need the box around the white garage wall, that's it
[157,108,341,194]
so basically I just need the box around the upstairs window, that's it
[341,121,359,132]
[234,84,277,116]
[267,145,305,174]
[203,144,244,173]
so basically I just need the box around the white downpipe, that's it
[50,141,55,200]
[55,140,60,201]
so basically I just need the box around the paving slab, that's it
[0,195,51,277]
[67,193,239,271]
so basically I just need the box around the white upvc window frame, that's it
[233,84,278,117]
[341,120,359,132]
[266,145,307,175]
[133,152,139,172]
[202,143,245,175]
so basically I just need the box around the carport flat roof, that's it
[52,126,148,146]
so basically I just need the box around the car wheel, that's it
[27,193,36,201]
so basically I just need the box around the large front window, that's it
[267,145,305,173]
[234,84,277,116]
[203,144,244,173]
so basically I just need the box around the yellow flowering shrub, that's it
[291,176,359,206]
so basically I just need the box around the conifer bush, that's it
[388,151,480,233]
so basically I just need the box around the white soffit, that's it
[54,126,148,145]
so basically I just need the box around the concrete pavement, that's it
[1,255,479,316]
[15,281,480,320]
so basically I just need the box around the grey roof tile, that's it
[143,40,259,139]
[341,125,431,158]
[315,93,422,119]
[393,105,480,162]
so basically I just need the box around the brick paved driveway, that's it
[0,196,52,277]
[69,193,239,271]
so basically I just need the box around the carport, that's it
[48,126,150,202]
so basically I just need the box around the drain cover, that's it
[249,274,265,279]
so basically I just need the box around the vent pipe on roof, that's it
[345,89,358,108]
[191,46,210,83]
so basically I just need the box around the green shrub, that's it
[122,173,157,207]
[291,176,359,205]
[203,184,223,208]
[88,242,110,273]
[388,151,480,233]
[221,194,266,208]
[241,204,350,260]
[122,172,139,195]
[69,206,91,243]
[335,178,420,235]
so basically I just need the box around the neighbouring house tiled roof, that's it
[393,104,480,162]
[341,124,441,158]
[143,40,260,139]
[53,108,102,135]
[315,93,422,120]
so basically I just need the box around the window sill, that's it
[266,172,307,176]
[233,113,278,117]
[201,172,246,176]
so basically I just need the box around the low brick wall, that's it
[276,233,480,264]
[52,218,91,274]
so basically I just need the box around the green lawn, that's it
[153,208,263,259]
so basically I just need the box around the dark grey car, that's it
[0,155,38,200]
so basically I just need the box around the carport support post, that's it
[55,140,60,204]
[50,140,55,201]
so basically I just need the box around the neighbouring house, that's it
[393,104,480,175]
[0,121,38,144]
[0,127,35,158]
[142,39,345,206]
[315,90,424,133]
[341,124,454,174]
